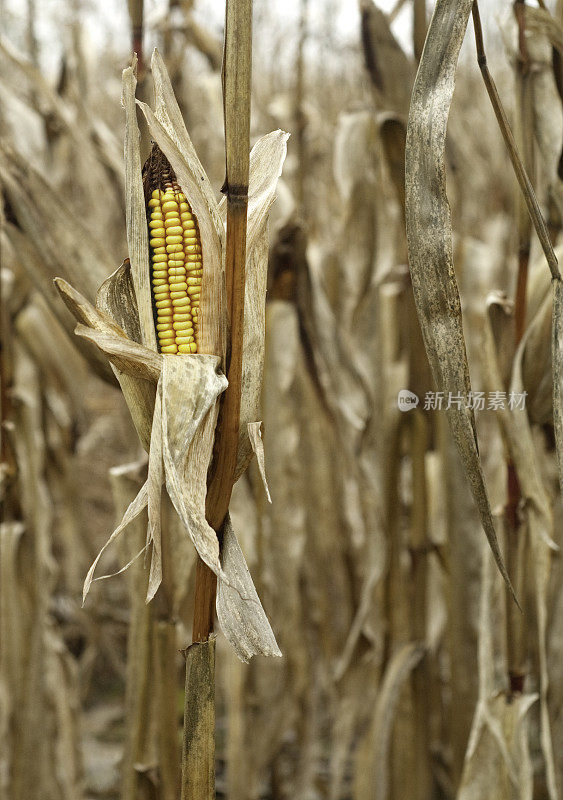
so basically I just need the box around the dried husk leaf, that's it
[122,62,157,352]
[74,325,162,382]
[159,355,226,577]
[405,0,515,599]
[97,261,157,451]
[217,130,289,478]
[247,422,271,502]
[82,353,227,602]
[216,515,281,662]
[457,693,538,800]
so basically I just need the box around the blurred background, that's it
[1,1,563,799]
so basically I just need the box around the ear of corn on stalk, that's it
[143,146,202,354]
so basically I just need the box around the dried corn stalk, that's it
[55,50,287,661]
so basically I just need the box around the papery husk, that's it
[216,129,289,479]
[96,261,158,451]
[82,354,227,602]
[122,62,157,352]
[54,274,159,450]
[216,515,281,662]
[405,0,515,599]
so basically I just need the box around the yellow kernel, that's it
[168,268,186,277]
[166,244,184,254]
[173,312,192,321]
[162,200,178,212]
[169,282,187,291]
[150,237,166,247]
[148,198,161,207]
[178,343,197,354]
[151,189,163,199]
[149,219,164,228]
[152,278,168,286]
[156,299,173,309]
[186,255,201,263]
[152,254,168,263]
[152,274,169,283]
[153,247,166,255]
[174,322,194,332]
[175,334,195,343]
[166,235,184,245]
[187,285,201,295]
[179,202,189,212]
[161,345,178,354]
[181,215,194,224]
[186,277,201,286]
[172,297,190,308]
[156,323,173,331]
[170,290,187,299]
[166,226,183,237]
[164,216,181,228]
[149,227,165,238]
[154,289,170,298]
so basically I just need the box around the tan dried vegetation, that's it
[1,1,562,799]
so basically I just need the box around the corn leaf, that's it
[405,0,516,600]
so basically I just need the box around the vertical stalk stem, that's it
[183,0,252,796]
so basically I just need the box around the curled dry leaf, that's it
[405,0,516,600]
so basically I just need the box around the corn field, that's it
[1,0,563,798]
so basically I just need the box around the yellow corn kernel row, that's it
[147,183,202,354]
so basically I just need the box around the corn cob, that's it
[143,148,202,354]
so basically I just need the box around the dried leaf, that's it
[247,422,271,503]
[216,515,281,662]
[405,0,516,600]
[458,693,538,800]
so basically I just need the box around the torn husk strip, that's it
[181,638,216,800]
[405,0,516,601]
